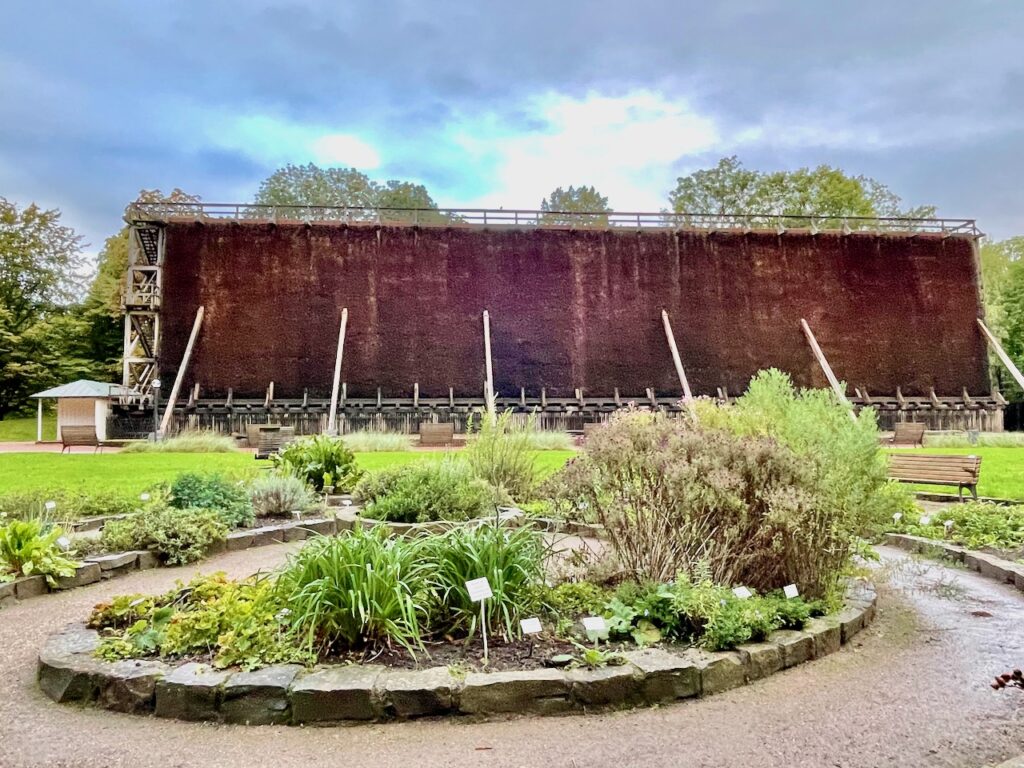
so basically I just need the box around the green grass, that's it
[888,446,1024,501]
[0,450,576,495]
[0,415,57,442]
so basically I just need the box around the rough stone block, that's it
[15,575,48,599]
[834,606,865,644]
[568,664,642,707]
[37,626,103,703]
[688,650,747,695]
[0,580,16,607]
[250,525,287,547]
[768,630,814,668]
[334,512,357,532]
[805,617,842,658]
[622,648,700,702]
[302,518,337,536]
[86,551,139,571]
[290,665,383,723]
[282,524,308,542]
[976,554,1016,584]
[382,667,458,718]
[100,659,168,713]
[221,664,302,725]
[226,531,255,551]
[1014,568,1024,593]
[460,669,571,715]
[154,663,231,722]
[735,643,782,681]
[55,562,101,590]
[129,550,159,570]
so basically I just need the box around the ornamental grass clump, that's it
[121,429,238,453]
[465,410,537,501]
[168,472,254,528]
[249,474,314,518]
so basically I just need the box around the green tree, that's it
[991,238,1024,398]
[253,164,439,221]
[540,185,610,226]
[668,156,935,225]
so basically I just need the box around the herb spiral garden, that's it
[33,371,893,724]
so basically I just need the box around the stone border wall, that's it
[37,582,877,725]
[884,533,1024,592]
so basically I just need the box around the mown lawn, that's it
[888,446,1024,501]
[0,450,576,494]
[0,415,57,442]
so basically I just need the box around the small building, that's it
[30,380,135,443]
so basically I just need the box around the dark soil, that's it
[331,634,579,672]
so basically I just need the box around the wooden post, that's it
[341,382,347,407]
[327,308,348,434]
[520,387,526,408]
[448,387,455,409]
[482,310,495,420]
[613,387,621,407]
[226,388,234,408]
[661,310,693,401]
[413,382,419,409]
[540,387,547,409]
[159,306,204,435]
[978,319,1024,391]
[376,387,382,409]
[799,318,854,418]
[302,388,309,408]
[36,398,43,443]
[264,382,274,409]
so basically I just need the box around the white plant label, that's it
[893,513,903,523]
[732,586,753,600]
[783,584,800,599]
[944,520,954,530]
[44,501,57,511]
[919,515,932,526]
[520,617,543,635]
[582,616,607,635]
[465,577,493,603]
[140,492,151,502]
[56,536,71,552]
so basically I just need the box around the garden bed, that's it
[884,533,1024,591]
[37,581,877,724]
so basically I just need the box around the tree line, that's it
[1,157,1021,419]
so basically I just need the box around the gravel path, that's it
[2,543,1024,768]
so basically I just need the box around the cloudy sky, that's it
[1,1,1022,255]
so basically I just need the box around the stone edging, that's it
[884,533,1024,593]
[37,581,877,725]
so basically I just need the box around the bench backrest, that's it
[892,422,926,446]
[61,425,99,446]
[420,422,455,446]
[256,426,295,454]
[888,454,981,483]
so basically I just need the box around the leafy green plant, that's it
[0,488,139,522]
[273,434,363,492]
[100,502,228,565]
[167,472,253,528]
[423,523,546,641]
[355,458,501,523]
[0,518,78,586]
[569,641,627,669]
[249,474,314,518]
[121,430,238,453]
[891,501,1024,551]
[465,410,538,502]
[274,528,428,655]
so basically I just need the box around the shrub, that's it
[249,474,314,518]
[168,472,253,528]
[0,488,139,522]
[121,430,238,453]
[892,501,1024,551]
[100,503,227,565]
[0,519,79,587]
[340,430,413,452]
[273,434,363,492]
[355,459,500,523]
[541,581,609,618]
[274,528,428,655]
[465,410,537,501]
[422,523,546,641]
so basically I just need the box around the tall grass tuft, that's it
[122,430,238,453]
[924,432,1024,448]
[465,410,537,502]
[340,430,414,452]
[523,430,574,451]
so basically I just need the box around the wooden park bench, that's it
[60,426,102,454]
[884,422,926,448]
[887,454,982,500]
[253,426,295,459]
[419,422,455,447]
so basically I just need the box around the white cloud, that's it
[447,90,720,210]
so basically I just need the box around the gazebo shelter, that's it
[30,380,135,443]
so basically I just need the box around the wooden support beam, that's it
[613,387,621,407]
[799,318,853,418]
[36,398,43,443]
[978,318,1024,392]
[896,386,907,408]
[449,387,455,409]
[962,388,973,406]
[413,382,419,409]
[264,382,274,409]
[861,387,872,405]
[520,387,526,408]
[928,387,946,409]
[225,388,233,408]
[341,382,347,407]
[482,310,495,419]
[302,388,309,408]
[661,310,693,401]
[993,389,1009,406]
[159,306,204,435]
[575,387,585,406]
[646,388,658,408]
[540,387,547,409]
[327,307,348,434]
[376,387,382,409]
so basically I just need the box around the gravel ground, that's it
[2,543,1023,768]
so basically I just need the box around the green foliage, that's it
[540,185,610,226]
[339,430,413,452]
[668,156,935,223]
[522,430,574,451]
[0,487,139,522]
[924,432,1024,448]
[0,518,78,586]
[465,410,538,502]
[167,472,253,528]
[355,458,500,523]
[891,501,1024,551]
[100,502,228,565]
[273,434,363,492]
[249,473,313,518]
[275,528,428,655]
[542,581,609,618]
[569,641,627,669]
[122,429,238,453]
[422,523,546,641]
